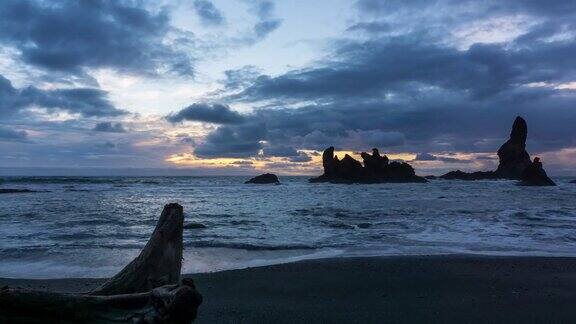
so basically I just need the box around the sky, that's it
[1,0,575,176]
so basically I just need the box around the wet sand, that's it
[2,255,576,323]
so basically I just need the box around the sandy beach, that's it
[2,255,576,323]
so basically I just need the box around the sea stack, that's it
[520,157,556,186]
[245,173,280,184]
[495,116,532,179]
[440,116,551,182]
[310,147,426,184]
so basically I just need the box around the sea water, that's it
[0,176,575,278]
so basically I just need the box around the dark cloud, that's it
[254,20,281,39]
[287,152,312,163]
[194,122,265,158]
[193,0,224,26]
[437,156,473,164]
[414,153,472,164]
[0,127,28,142]
[93,122,127,133]
[0,74,125,118]
[220,66,261,91]
[0,0,193,76]
[167,103,246,124]
[208,0,576,157]
[414,153,437,161]
[23,87,125,117]
[231,37,576,102]
[248,1,282,41]
[96,141,116,149]
[263,145,299,157]
[175,133,196,145]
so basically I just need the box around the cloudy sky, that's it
[1,0,575,176]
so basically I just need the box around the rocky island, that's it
[245,173,280,184]
[440,116,555,186]
[310,147,426,184]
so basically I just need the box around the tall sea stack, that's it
[495,116,531,179]
[440,116,553,184]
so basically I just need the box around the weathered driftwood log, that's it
[0,278,202,323]
[0,203,202,323]
[91,203,184,296]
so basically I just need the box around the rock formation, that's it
[440,116,550,182]
[519,157,556,186]
[440,170,496,181]
[495,116,532,179]
[0,203,203,323]
[571,180,576,184]
[310,147,426,183]
[245,173,280,184]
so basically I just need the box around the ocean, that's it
[1,176,575,279]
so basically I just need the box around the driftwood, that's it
[91,203,184,296]
[0,203,202,323]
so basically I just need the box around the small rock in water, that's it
[184,222,207,229]
[357,223,372,229]
[245,173,280,184]
[570,180,576,184]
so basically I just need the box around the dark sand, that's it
[1,255,576,323]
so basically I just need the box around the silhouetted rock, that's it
[495,116,531,179]
[424,175,438,180]
[570,180,576,184]
[322,147,339,177]
[361,148,389,174]
[440,116,545,182]
[440,170,496,181]
[520,157,556,186]
[245,173,280,184]
[310,147,426,184]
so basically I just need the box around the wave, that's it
[0,188,43,194]
[0,177,124,185]
[187,241,318,251]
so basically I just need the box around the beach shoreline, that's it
[2,254,576,323]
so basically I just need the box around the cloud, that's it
[27,88,126,117]
[207,0,576,156]
[263,145,299,157]
[415,153,472,163]
[93,122,127,133]
[194,122,266,158]
[0,74,126,118]
[414,153,437,161]
[167,103,246,124]
[437,156,473,164]
[0,0,193,76]
[0,127,28,142]
[247,1,282,42]
[96,141,116,149]
[288,152,312,163]
[193,0,225,26]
